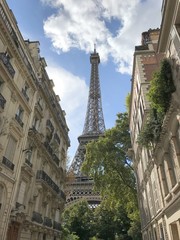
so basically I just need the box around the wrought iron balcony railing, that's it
[15,114,24,128]
[0,93,6,109]
[2,156,14,170]
[32,211,43,224]
[36,170,59,193]
[53,221,61,231]
[43,217,53,228]
[36,170,66,200]
[0,53,15,78]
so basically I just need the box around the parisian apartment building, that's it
[129,0,180,240]
[0,0,70,240]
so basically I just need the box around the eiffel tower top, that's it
[69,47,105,175]
[81,46,105,137]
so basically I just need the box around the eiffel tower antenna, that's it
[66,48,105,207]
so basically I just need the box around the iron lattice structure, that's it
[66,48,105,207]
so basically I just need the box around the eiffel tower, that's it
[66,46,105,207]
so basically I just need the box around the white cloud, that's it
[46,64,89,158]
[41,0,162,74]
[39,0,162,163]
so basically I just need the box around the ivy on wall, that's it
[137,59,176,148]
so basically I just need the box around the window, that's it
[15,106,24,127]
[32,117,40,131]
[152,180,160,212]
[158,164,169,196]
[4,135,17,162]
[22,83,29,102]
[24,147,33,167]
[55,209,60,222]
[159,223,165,240]
[17,181,26,204]
[164,149,176,189]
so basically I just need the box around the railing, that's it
[53,221,61,231]
[43,217,53,228]
[15,114,24,128]
[0,53,15,78]
[2,156,14,170]
[0,93,6,109]
[32,211,43,224]
[36,170,66,200]
[22,88,29,102]
[36,170,59,193]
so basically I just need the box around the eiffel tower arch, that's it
[65,47,105,208]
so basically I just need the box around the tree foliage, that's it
[81,112,142,240]
[63,200,134,240]
[138,59,175,148]
[148,59,175,113]
[62,201,95,240]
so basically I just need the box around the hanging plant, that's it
[148,59,176,113]
[137,59,175,148]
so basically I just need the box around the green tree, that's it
[93,203,131,240]
[62,200,95,240]
[82,112,142,240]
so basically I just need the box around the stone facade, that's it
[129,1,180,240]
[0,0,70,239]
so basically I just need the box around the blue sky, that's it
[6,0,162,163]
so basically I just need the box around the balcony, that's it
[2,156,14,170]
[15,114,24,128]
[43,217,52,228]
[22,88,29,102]
[53,221,61,231]
[36,170,59,194]
[0,93,6,109]
[0,53,15,78]
[32,211,43,224]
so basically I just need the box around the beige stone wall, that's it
[130,20,180,239]
[0,0,69,239]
